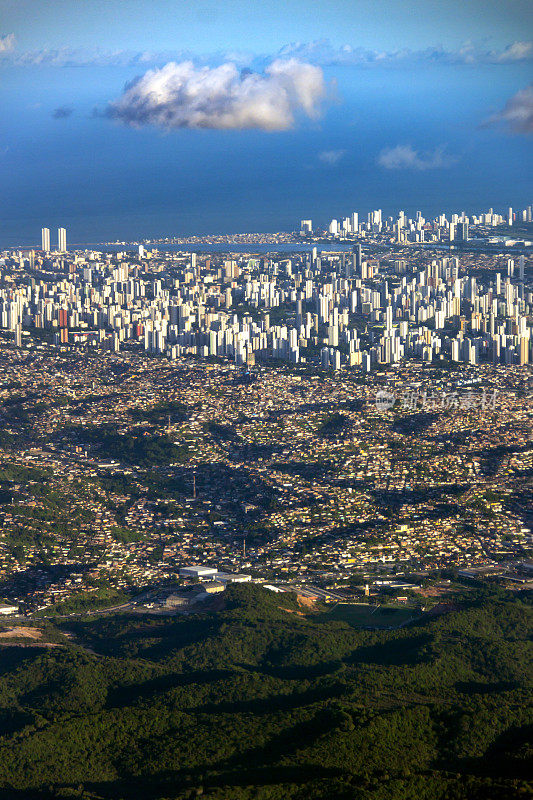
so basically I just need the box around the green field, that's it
[322,602,419,628]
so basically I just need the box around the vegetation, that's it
[60,424,189,465]
[203,420,240,443]
[110,525,146,544]
[0,584,529,799]
[35,587,131,616]
[317,412,352,438]
[321,602,417,628]
[128,400,188,425]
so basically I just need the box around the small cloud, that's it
[105,59,328,131]
[377,144,458,171]
[276,38,533,66]
[318,149,346,165]
[52,106,73,119]
[0,33,15,53]
[485,84,533,134]
[493,41,533,63]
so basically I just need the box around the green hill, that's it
[0,584,530,800]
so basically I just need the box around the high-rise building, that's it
[456,222,469,242]
[520,337,529,365]
[58,228,67,253]
[519,255,525,282]
[41,227,50,252]
[352,244,362,276]
[327,326,338,347]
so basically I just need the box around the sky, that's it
[0,0,532,245]
[2,0,532,53]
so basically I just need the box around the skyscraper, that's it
[41,227,50,252]
[58,228,67,253]
[352,243,362,276]
[456,222,469,242]
[520,337,529,365]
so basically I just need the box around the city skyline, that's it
[27,197,532,250]
[4,203,531,371]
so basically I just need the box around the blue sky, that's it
[0,0,531,245]
[2,0,532,53]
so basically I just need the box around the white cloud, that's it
[378,144,458,171]
[104,59,327,131]
[0,45,194,67]
[493,41,533,63]
[318,149,346,165]
[0,33,15,53]
[276,39,533,66]
[2,39,531,69]
[486,84,533,134]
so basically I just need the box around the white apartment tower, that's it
[58,227,67,253]
[41,227,50,252]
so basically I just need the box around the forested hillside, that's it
[0,585,530,800]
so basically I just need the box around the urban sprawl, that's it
[0,201,531,620]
